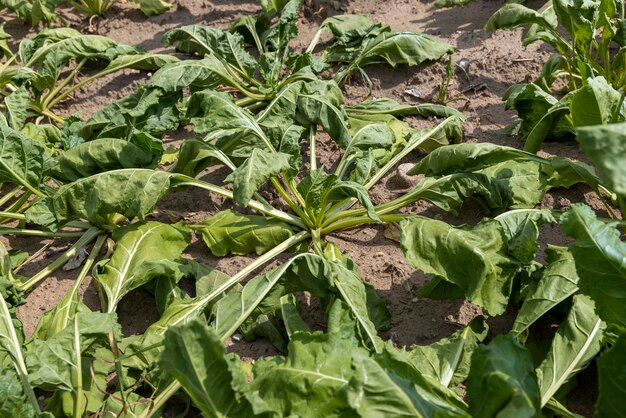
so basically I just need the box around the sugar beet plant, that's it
[0,0,624,416]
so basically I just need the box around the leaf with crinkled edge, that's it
[224,148,293,206]
[196,209,295,257]
[93,221,191,313]
[45,169,177,226]
[50,138,159,182]
[561,204,626,329]
[467,335,541,418]
[147,56,231,93]
[401,217,520,315]
[163,25,256,76]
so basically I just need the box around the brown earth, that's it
[1,0,608,415]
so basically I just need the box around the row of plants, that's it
[0,0,171,24]
[0,0,624,416]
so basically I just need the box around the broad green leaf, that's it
[0,124,49,195]
[495,209,557,264]
[3,86,28,130]
[257,81,304,145]
[401,217,519,315]
[136,0,171,15]
[169,139,235,178]
[467,335,541,418]
[50,138,159,182]
[596,333,626,418]
[328,29,454,82]
[43,169,177,225]
[26,312,119,390]
[147,56,232,93]
[297,168,380,220]
[264,0,302,53]
[82,85,181,140]
[348,348,470,417]
[512,246,579,336]
[280,294,310,337]
[536,295,605,406]
[326,180,381,221]
[224,148,293,206]
[212,254,331,341]
[561,204,626,329]
[253,332,357,416]
[569,76,626,126]
[195,209,295,256]
[411,173,512,214]
[320,14,382,45]
[94,221,191,313]
[485,4,556,32]
[355,32,454,67]
[347,97,464,119]
[260,0,288,15]
[576,123,626,196]
[404,317,488,387]
[187,90,269,143]
[296,80,351,147]
[0,370,38,418]
[163,25,256,76]
[160,320,258,417]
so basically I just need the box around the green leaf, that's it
[147,56,232,93]
[212,254,330,341]
[0,370,38,418]
[536,295,605,406]
[195,209,295,257]
[94,221,191,313]
[260,0,289,15]
[296,80,351,147]
[187,90,269,142]
[254,333,356,415]
[136,0,171,16]
[3,86,28,130]
[569,76,626,126]
[561,204,626,329]
[26,312,119,390]
[326,180,381,222]
[224,148,293,206]
[404,316,488,387]
[0,124,49,196]
[163,25,256,77]
[49,138,160,182]
[160,320,259,417]
[512,246,579,336]
[467,335,541,418]
[42,169,177,225]
[401,217,519,315]
[596,333,626,418]
[348,348,470,417]
[495,209,557,264]
[485,3,556,32]
[170,139,235,178]
[576,122,626,196]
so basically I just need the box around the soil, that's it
[1,0,610,416]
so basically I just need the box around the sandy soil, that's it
[1,0,605,415]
